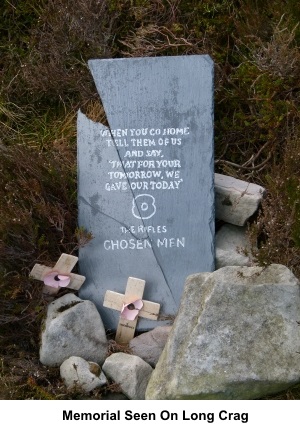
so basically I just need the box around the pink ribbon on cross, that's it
[120,299,144,320]
[43,272,71,289]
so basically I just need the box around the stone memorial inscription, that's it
[103,126,189,252]
[78,55,215,330]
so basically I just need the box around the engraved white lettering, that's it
[103,237,185,250]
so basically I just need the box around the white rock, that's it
[40,293,107,367]
[215,173,265,226]
[60,356,107,392]
[102,352,153,399]
[215,223,253,269]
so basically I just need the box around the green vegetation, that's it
[1,0,300,399]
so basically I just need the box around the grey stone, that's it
[60,356,107,392]
[146,265,300,400]
[40,293,108,367]
[102,352,153,400]
[215,223,253,269]
[215,173,265,226]
[77,55,215,330]
[129,326,172,367]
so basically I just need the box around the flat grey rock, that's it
[77,55,215,330]
[215,173,265,226]
[146,265,300,399]
[40,293,108,367]
[129,326,172,367]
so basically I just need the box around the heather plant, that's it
[0,0,300,399]
[215,16,300,178]
[248,137,300,278]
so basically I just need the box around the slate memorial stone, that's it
[77,55,215,330]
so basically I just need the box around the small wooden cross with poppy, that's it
[30,253,86,297]
[103,277,160,344]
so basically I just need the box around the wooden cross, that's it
[30,253,86,297]
[103,277,160,344]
